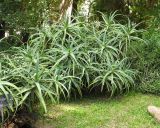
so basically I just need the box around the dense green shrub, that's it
[139,80,160,95]
[128,18,160,94]
[142,28,160,71]
[0,13,142,114]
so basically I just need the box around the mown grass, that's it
[37,92,160,128]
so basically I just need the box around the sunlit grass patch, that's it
[39,92,160,128]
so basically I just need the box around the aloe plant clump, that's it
[0,13,142,113]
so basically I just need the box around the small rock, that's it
[148,105,160,122]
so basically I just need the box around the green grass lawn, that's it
[39,92,160,128]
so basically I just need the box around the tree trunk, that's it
[59,0,79,22]
[59,0,73,21]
